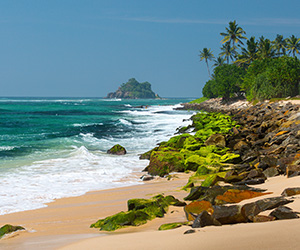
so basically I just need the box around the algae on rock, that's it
[91,195,186,231]
[0,224,25,238]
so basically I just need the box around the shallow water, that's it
[0,97,194,215]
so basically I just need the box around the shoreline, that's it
[1,99,300,249]
[0,172,191,250]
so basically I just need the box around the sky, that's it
[0,0,299,98]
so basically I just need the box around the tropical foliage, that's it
[199,48,214,78]
[119,78,156,98]
[199,20,300,101]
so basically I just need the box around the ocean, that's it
[0,97,194,215]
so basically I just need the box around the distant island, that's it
[106,78,160,99]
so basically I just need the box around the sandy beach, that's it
[1,172,300,250]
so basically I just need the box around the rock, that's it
[158,222,187,230]
[163,195,186,207]
[214,189,272,205]
[247,169,266,180]
[140,174,154,181]
[107,144,127,155]
[281,187,300,197]
[192,210,221,228]
[90,210,151,231]
[139,147,157,160]
[184,229,196,234]
[253,215,276,223]
[233,140,249,151]
[0,224,25,238]
[241,197,293,221]
[145,150,185,177]
[184,200,214,221]
[224,174,245,184]
[91,194,184,231]
[106,78,157,99]
[257,156,278,170]
[286,165,300,178]
[236,178,266,185]
[263,167,280,178]
[269,206,299,220]
[212,205,246,224]
[184,186,208,201]
[204,134,226,147]
[201,174,224,187]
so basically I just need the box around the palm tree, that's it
[213,56,225,67]
[272,34,287,56]
[286,35,300,57]
[219,42,236,64]
[220,20,247,48]
[235,36,258,67]
[199,48,214,78]
[258,36,276,59]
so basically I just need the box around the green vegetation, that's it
[158,222,188,231]
[243,56,300,101]
[145,112,239,177]
[199,20,300,101]
[0,224,25,238]
[189,97,209,104]
[90,194,185,231]
[199,48,214,78]
[107,78,158,99]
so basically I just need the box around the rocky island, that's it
[106,78,159,99]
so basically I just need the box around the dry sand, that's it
[1,173,300,250]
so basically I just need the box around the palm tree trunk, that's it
[206,60,211,78]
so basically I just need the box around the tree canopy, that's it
[200,20,300,101]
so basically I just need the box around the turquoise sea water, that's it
[0,97,193,214]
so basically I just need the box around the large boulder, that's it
[212,205,247,224]
[184,200,214,221]
[192,210,221,228]
[241,197,293,221]
[107,144,127,155]
[269,206,299,220]
[144,150,185,177]
[214,189,271,205]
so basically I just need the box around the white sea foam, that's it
[73,122,103,127]
[103,98,122,101]
[0,102,193,215]
[0,146,16,151]
[118,119,132,126]
[0,146,147,215]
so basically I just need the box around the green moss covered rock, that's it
[0,224,25,238]
[91,195,186,231]
[107,144,127,155]
[143,112,240,178]
[146,149,185,177]
[158,222,188,231]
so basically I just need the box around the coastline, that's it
[0,172,190,250]
[2,174,300,250]
[1,99,300,249]
[61,175,300,250]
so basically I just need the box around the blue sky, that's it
[1,0,299,97]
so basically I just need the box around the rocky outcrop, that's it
[106,78,158,99]
[183,195,297,227]
[107,144,127,155]
[91,194,186,231]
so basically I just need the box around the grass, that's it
[189,97,209,104]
